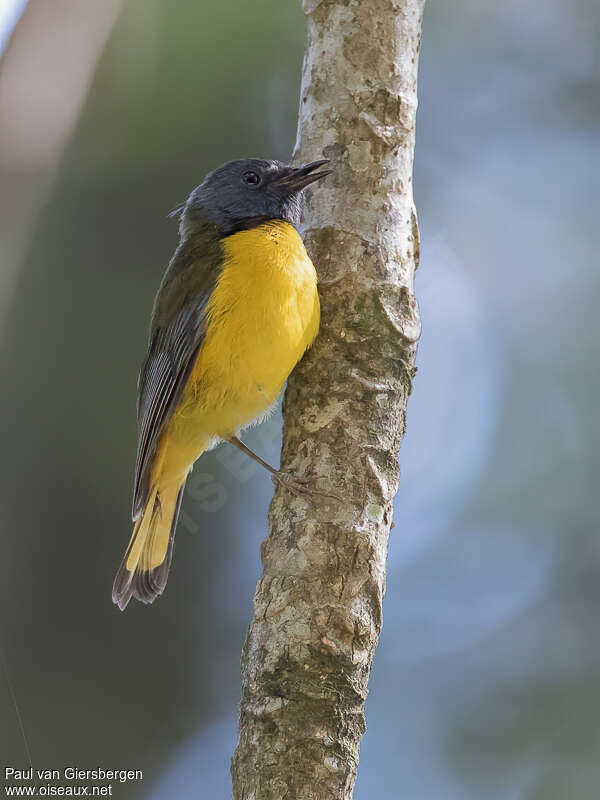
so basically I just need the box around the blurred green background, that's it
[1,0,599,798]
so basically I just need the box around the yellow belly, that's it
[156,220,319,480]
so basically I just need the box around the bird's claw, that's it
[270,471,342,503]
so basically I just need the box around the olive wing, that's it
[131,236,223,519]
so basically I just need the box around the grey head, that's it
[180,158,331,236]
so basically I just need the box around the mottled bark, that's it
[231,1,425,798]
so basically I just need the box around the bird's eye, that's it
[242,171,261,186]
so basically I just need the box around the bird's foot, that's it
[226,436,342,503]
[270,470,343,503]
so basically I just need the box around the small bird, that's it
[112,157,331,610]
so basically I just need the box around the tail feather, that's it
[112,480,186,611]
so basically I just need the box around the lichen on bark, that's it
[231,1,426,798]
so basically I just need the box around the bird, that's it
[112,157,331,611]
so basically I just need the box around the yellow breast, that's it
[176,220,320,441]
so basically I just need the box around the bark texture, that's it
[231,1,425,798]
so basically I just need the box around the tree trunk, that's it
[231,1,425,798]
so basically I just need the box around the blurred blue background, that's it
[0,1,598,798]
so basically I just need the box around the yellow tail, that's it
[112,480,185,611]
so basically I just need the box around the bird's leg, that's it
[228,436,281,477]
[227,436,341,502]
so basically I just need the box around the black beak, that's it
[271,159,332,192]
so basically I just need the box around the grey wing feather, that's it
[132,300,207,520]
